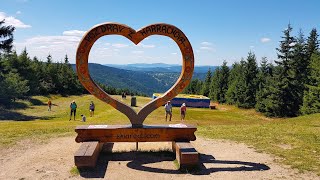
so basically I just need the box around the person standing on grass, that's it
[47,99,52,111]
[69,100,77,121]
[164,101,172,121]
[180,103,187,121]
[89,101,95,117]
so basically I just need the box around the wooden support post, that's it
[74,141,102,168]
[173,141,199,169]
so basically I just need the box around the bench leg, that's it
[74,141,103,168]
[173,141,199,169]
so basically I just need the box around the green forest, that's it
[184,24,320,117]
[0,21,144,105]
[1,20,320,117]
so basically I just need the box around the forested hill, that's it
[72,63,178,95]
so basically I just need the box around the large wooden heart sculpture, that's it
[76,23,194,127]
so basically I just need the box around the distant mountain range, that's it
[72,63,217,96]
[104,63,217,73]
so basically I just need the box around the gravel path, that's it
[0,136,318,180]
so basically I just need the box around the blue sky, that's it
[1,0,320,66]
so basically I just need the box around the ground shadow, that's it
[2,101,29,110]
[78,149,270,178]
[28,98,46,106]
[0,109,53,121]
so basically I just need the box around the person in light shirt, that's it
[164,101,172,121]
[180,103,187,121]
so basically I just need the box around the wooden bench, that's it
[172,141,199,168]
[74,141,103,168]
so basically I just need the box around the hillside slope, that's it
[72,63,177,95]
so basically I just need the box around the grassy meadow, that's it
[0,95,319,175]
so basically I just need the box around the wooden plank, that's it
[75,124,197,143]
[174,141,199,168]
[74,141,102,168]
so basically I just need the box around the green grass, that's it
[0,95,319,175]
[70,166,80,176]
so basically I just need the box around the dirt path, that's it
[0,136,318,180]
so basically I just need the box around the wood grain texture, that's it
[76,23,194,127]
[75,124,197,143]
[173,141,199,167]
[74,141,102,168]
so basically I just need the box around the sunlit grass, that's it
[0,95,319,175]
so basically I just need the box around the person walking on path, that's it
[69,100,77,121]
[180,103,187,121]
[164,101,172,121]
[47,99,52,111]
[89,101,95,117]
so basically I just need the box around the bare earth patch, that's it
[0,136,318,180]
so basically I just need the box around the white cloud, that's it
[137,43,155,48]
[200,46,213,50]
[14,33,82,62]
[250,45,255,49]
[16,11,21,14]
[200,41,212,46]
[171,52,177,55]
[261,37,271,43]
[0,12,31,28]
[112,43,129,48]
[62,30,86,37]
[132,50,144,54]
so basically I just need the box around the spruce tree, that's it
[209,61,229,103]
[262,24,298,117]
[219,61,229,103]
[240,52,258,108]
[209,67,220,101]
[0,20,15,54]
[255,57,273,112]
[306,28,319,59]
[201,68,211,97]
[301,50,320,114]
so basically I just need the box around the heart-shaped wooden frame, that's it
[76,23,194,127]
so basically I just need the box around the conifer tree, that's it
[255,57,273,112]
[209,61,229,103]
[240,52,258,108]
[0,20,15,54]
[201,68,211,97]
[262,24,298,117]
[301,50,320,114]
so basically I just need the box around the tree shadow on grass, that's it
[0,108,53,121]
[78,148,270,178]
[28,98,46,106]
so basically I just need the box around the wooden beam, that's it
[74,141,102,168]
[173,141,199,168]
[75,124,197,143]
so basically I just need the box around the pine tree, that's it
[209,67,220,101]
[262,24,298,117]
[255,57,273,112]
[0,20,15,54]
[219,61,229,103]
[301,50,320,114]
[306,28,319,59]
[201,68,211,97]
[240,52,258,108]
[209,61,229,103]
[226,60,245,105]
